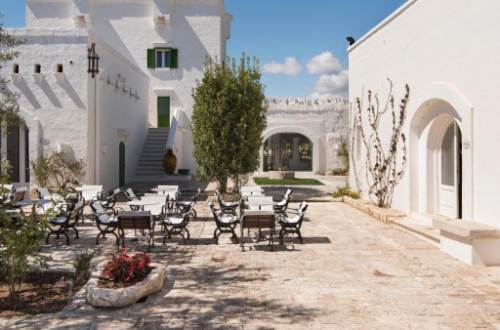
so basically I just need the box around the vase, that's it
[163,149,177,175]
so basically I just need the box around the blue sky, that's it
[1,0,405,97]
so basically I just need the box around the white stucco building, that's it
[349,0,500,265]
[3,0,231,189]
[261,97,349,175]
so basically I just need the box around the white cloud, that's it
[311,70,349,97]
[263,57,302,76]
[306,51,342,75]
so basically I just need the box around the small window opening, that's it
[56,64,63,73]
[12,64,19,74]
[34,64,41,74]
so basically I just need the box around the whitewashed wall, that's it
[3,28,89,183]
[93,37,150,191]
[348,0,500,227]
[262,98,349,175]
[76,0,228,173]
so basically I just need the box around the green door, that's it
[119,142,125,186]
[158,96,170,128]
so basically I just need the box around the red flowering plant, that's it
[99,249,152,288]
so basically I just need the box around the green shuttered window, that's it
[146,48,178,69]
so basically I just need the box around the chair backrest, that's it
[11,190,26,203]
[192,188,201,202]
[285,188,293,198]
[298,202,308,214]
[91,201,106,214]
[125,188,137,200]
[37,187,51,199]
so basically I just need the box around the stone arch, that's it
[409,83,473,221]
[260,126,319,173]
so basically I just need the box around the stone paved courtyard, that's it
[3,201,500,329]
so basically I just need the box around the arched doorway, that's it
[438,121,462,219]
[118,142,125,186]
[409,97,468,221]
[263,133,312,172]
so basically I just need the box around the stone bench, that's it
[434,219,500,266]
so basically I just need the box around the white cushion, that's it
[282,214,301,224]
[165,217,184,225]
[98,214,117,224]
[219,214,238,224]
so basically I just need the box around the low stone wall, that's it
[342,196,406,224]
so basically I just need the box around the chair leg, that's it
[63,231,70,245]
[213,228,219,240]
[46,232,52,244]
[185,228,191,240]
[297,229,303,244]
[96,232,103,245]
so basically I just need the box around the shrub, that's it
[74,251,93,285]
[31,152,85,194]
[0,212,50,302]
[333,185,360,200]
[100,249,151,286]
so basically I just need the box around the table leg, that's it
[240,221,244,251]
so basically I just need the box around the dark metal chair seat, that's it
[162,204,192,244]
[91,201,121,245]
[209,202,238,244]
[46,200,83,245]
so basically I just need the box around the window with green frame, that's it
[147,48,178,69]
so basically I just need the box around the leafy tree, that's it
[0,17,22,125]
[192,55,267,192]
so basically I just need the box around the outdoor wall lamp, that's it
[87,42,100,78]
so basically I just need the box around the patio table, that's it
[117,211,154,251]
[240,210,276,251]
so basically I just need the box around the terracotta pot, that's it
[163,149,177,175]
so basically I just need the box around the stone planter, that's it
[86,262,166,308]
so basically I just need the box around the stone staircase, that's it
[135,127,169,180]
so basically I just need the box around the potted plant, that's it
[86,249,165,308]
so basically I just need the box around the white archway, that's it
[409,83,474,221]
[260,126,320,173]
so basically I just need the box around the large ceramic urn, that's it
[163,148,177,175]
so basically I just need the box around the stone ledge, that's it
[343,196,406,224]
[434,219,500,240]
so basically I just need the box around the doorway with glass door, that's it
[439,121,462,219]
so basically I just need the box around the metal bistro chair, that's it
[46,200,83,245]
[124,188,140,211]
[215,189,239,213]
[278,202,308,244]
[273,188,293,214]
[91,200,121,245]
[176,188,201,218]
[102,187,122,209]
[162,201,193,244]
[208,202,238,244]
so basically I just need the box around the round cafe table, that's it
[16,199,52,215]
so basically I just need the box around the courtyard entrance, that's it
[263,133,312,172]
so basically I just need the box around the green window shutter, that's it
[170,48,178,69]
[147,49,155,68]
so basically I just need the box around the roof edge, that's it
[348,0,418,53]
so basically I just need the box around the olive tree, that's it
[192,55,267,192]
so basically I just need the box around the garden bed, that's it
[0,271,85,316]
[254,177,324,186]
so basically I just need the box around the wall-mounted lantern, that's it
[87,42,100,78]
